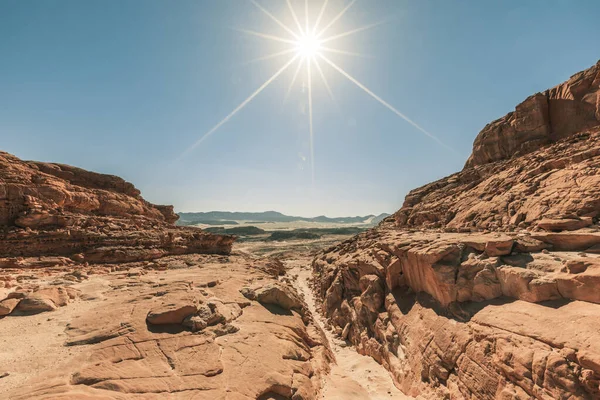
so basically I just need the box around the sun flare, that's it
[181,0,451,183]
[295,33,322,58]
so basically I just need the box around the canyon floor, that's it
[0,236,411,399]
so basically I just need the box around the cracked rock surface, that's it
[1,254,332,399]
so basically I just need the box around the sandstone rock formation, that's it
[395,127,600,231]
[0,151,234,264]
[466,60,600,167]
[314,60,600,399]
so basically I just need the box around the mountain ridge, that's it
[177,210,391,225]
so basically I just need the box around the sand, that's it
[290,260,413,400]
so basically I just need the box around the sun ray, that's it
[242,48,297,66]
[235,28,296,45]
[286,0,305,36]
[316,0,357,38]
[320,46,371,58]
[283,56,305,103]
[320,20,387,44]
[181,2,454,168]
[305,0,309,33]
[312,0,329,34]
[313,58,335,103]
[307,57,315,184]
[179,55,299,159]
[319,54,455,151]
[249,0,300,39]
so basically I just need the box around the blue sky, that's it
[1,0,599,217]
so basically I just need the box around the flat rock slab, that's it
[3,254,332,399]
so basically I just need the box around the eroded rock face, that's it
[394,61,600,232]
[0,151,234,262]
[395,128,600,231]
[465,60,600,168]
[314,228,600,399]
[313,60,600,399]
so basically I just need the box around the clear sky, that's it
[1,0,599,217]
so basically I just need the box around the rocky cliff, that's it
[0,151,234,263]
[466,60,600,168]
[313,60,600,399]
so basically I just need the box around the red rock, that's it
[242,282,305,313]
[0,298,20,316]
[146,304,198,325]
[5,254,332,400]
[0,151,235,263]
[566,260,588,274]
[465,60,600,168]
[312,60,600,399]
[484,238,514,256]
[17,296,58,313]
[537,217,593,232]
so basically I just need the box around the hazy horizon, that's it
[2,0,600,216]
[176,209,391,218]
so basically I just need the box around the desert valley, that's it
[1,58,600,400]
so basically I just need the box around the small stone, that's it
[182,315,207,332]
[566,260,588,274]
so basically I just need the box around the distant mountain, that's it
[177,211,390,226]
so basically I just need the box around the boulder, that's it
[538,217,593,232]
[485,239,514,256]
[146,304,197,325]
[0,298,20,316]
[242,283,304,312]
[181,315,208,332]
[17,296,58,313]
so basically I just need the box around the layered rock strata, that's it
[314,60,600,399]
[0,151,234,262]
[395,127,600,231]
[466,60,600,167]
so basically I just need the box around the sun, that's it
[295,33,322,58]
[180,1,452,183]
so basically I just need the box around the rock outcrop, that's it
[466,60,600,167]
[395,127,600,231]
[0,151,234,264]
[314,60,600,399]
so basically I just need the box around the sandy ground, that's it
[234,234,347,258]
[0,277,110,395]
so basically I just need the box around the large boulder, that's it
[241,283,305,313]
[11,286,78,314]
[0,298,20,316]
[146,304,198,325]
